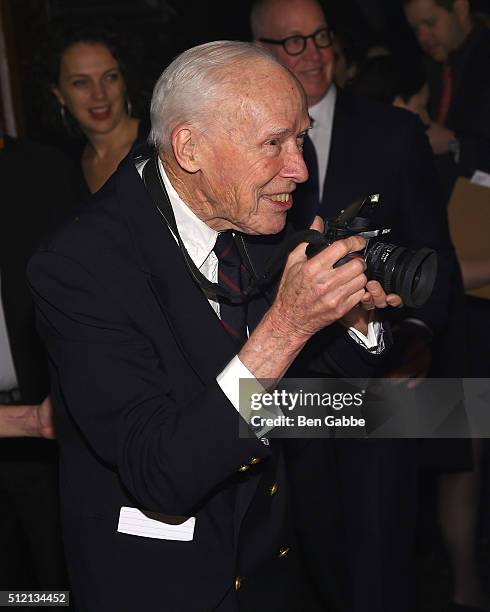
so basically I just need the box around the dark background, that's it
[5,0,490,144]
[4,0,489,145]
[1,1,489,609]
[2,0,416,145]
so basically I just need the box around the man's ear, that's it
[453,0,470,23]
[171,124,201,173]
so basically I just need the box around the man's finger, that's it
[309,215,324,233]
[386,294,403,307]
[311,236,366,270]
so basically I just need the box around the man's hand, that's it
[0,396,55,439]
[341,280,403,336]
[426,121,456,155]
[268,233,368,341]
[240,217,370,380]
[35,396,55,439]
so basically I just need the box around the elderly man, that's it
[251,1,460,610]
[27,41,398,611]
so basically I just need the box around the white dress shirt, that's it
[136,158,255,416]
[308,84,337,198]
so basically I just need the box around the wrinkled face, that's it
[195,63,310,235]
[53,42,127,136]
[394,84,430,126]
[404,0,467,62]
[257,0,334,107]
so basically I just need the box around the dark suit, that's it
[428,23,490,378]
[290,90,458,612]
[428,23,490,197]
[27,153,382,612]
[0,136,75,590]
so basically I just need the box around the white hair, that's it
[149,40,283,152]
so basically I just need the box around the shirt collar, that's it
[308,84,337,128]
[157,157,218,269]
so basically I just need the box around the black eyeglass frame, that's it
[258,27,333,56]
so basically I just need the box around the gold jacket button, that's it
[269,482,279,496]
[234,576,242,591]
[238,464,249,473]
[278,546,290,558]
[249,457,261,465]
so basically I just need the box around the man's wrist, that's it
[448,137,461,163]
[0,404,39,438]
[239,309,308,381]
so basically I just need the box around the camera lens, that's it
[365,242,437,308]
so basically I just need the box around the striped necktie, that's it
[213,231,248,346]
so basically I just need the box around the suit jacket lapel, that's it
[115,156,276,533]
[320,91,355,219]
[115,157,238,382]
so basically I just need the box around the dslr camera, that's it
[306,194,437,308]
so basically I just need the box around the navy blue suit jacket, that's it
[27,153,382,611]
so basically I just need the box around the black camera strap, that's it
[142,153,324,303]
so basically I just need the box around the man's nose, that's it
[302,36,322,60]
[284,146,309,184]
[418,26,432,47]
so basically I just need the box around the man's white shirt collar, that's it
[308,83,337,129]
[156,158,218,269]
[307,84,337,197]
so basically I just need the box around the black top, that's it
[74,117,151,202]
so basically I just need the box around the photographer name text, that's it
[250,414,366,428]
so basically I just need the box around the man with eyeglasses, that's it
[251,1,459,611]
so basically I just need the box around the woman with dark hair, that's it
[349,53,430,124]
[50,27,148,195]
[350,53,490,291]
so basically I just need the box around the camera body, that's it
[306,194,437,308]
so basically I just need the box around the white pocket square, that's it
[117,506,195,541]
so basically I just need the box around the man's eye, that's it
[106,72,119,81]
[267,139,280,146]
[72,79,87,87]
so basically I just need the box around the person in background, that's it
[251,0,459,610]
[351,51,490,293]
[330,30,360,88]
[349,52,430,123]
[350,52,490,612]
[402,8,490,575]
[49,27,149,196]
[0,129,74,593]
[403,0,490,195]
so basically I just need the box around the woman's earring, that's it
[60,105,68,129]
[125,96,132,117]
